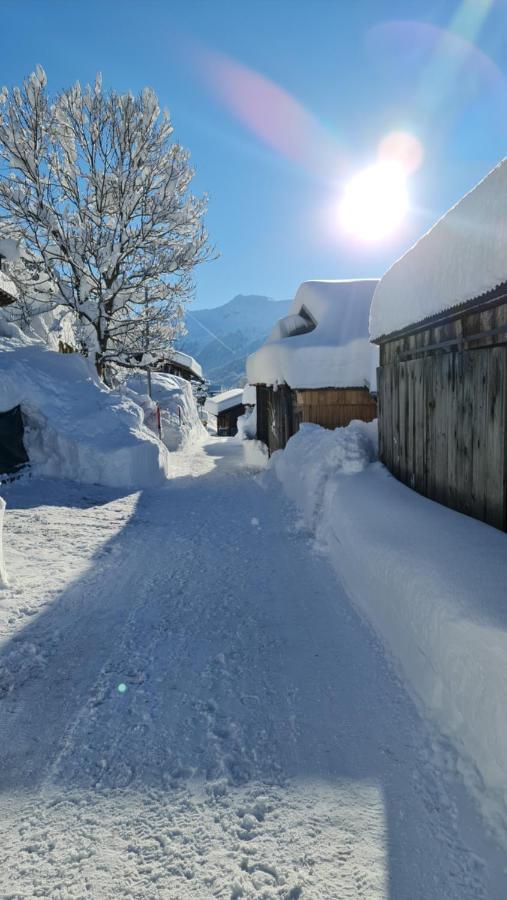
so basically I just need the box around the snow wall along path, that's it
[0,497,7,587]
[0,334,169,489]
[268,421,507,846]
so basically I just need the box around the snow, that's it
[269,420,507,847]
[0,237,21,261]
[370,157,507,339]
[1,302,78,352]
[0,497,7,587]
[0,442,504,897]
[205,387,244,415]
[0,330,169,488]
[236,404,257,441]
[168,348,203,380]
[242,383,257,405]
[123,371,206,451]
[0,269,17,300]
[247,279,379,390]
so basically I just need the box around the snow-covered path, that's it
[0,439,504,898]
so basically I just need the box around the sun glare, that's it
[339,161,409,242]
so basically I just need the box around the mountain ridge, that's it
[178,294,292,389]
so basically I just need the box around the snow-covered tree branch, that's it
[0,66,211,376]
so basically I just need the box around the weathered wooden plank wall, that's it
[267,384,295,452]
[256,385,377,454]
[295,388,377,431]
[378,347,507,530]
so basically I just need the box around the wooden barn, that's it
[370,158,507,531]
[204,388,245,436]
[247,280,378,453]
[160,349,204,384]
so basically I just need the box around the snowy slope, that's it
[0,328,169,487]
[247,280,379,389]
[178,294,292,387]
[370,157,507,339]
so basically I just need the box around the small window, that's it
[279,305,317,339]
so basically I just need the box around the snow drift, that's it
[268,421,507,844]
[123,372,206,452]
[0,328,169,488]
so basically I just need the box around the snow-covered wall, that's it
[0,329,169,488]
[0,497,8,588]
[247,280,379,390]
[268,422,507,846]
[370,157,507,339]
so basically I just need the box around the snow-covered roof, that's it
[0,270,18,302]
[204,388,244,415]
[0,238,21,262]
[246,280,379,390]
[168,349,203,380]
[370,158,507,340]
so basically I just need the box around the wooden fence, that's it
[378,346,507,530]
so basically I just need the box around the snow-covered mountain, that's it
[178,294,292,389]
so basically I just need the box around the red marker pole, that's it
[156,403,162,441]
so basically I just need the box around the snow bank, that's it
[0,497,8,587]
[123,372,206,451]
[247,280,379,390]
[205,388,244,416]
[0,332,169,488]
[236,405,257,441]
[370,157,507,339]
[269,422,507,843]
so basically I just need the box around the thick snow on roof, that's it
[204,388,244,415]
[169,349,203,380]
[0,327,169,487]
[0,270,18,301]
[0,238,21,262]
[247,280,379,390]
[370,158,507,340]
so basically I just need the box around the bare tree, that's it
[0,66,211,377]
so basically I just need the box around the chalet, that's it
[370,158,507,531]
[160,349,204,384]
[247,280,378,453]
[204,388,245,436]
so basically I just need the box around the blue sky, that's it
[2,0,507,308]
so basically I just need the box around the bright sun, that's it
[339,161,409,242]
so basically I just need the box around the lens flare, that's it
[378,131,424,175]
[339,161,409,242]
[187,42,344,176]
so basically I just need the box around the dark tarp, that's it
[0,405,29,474]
